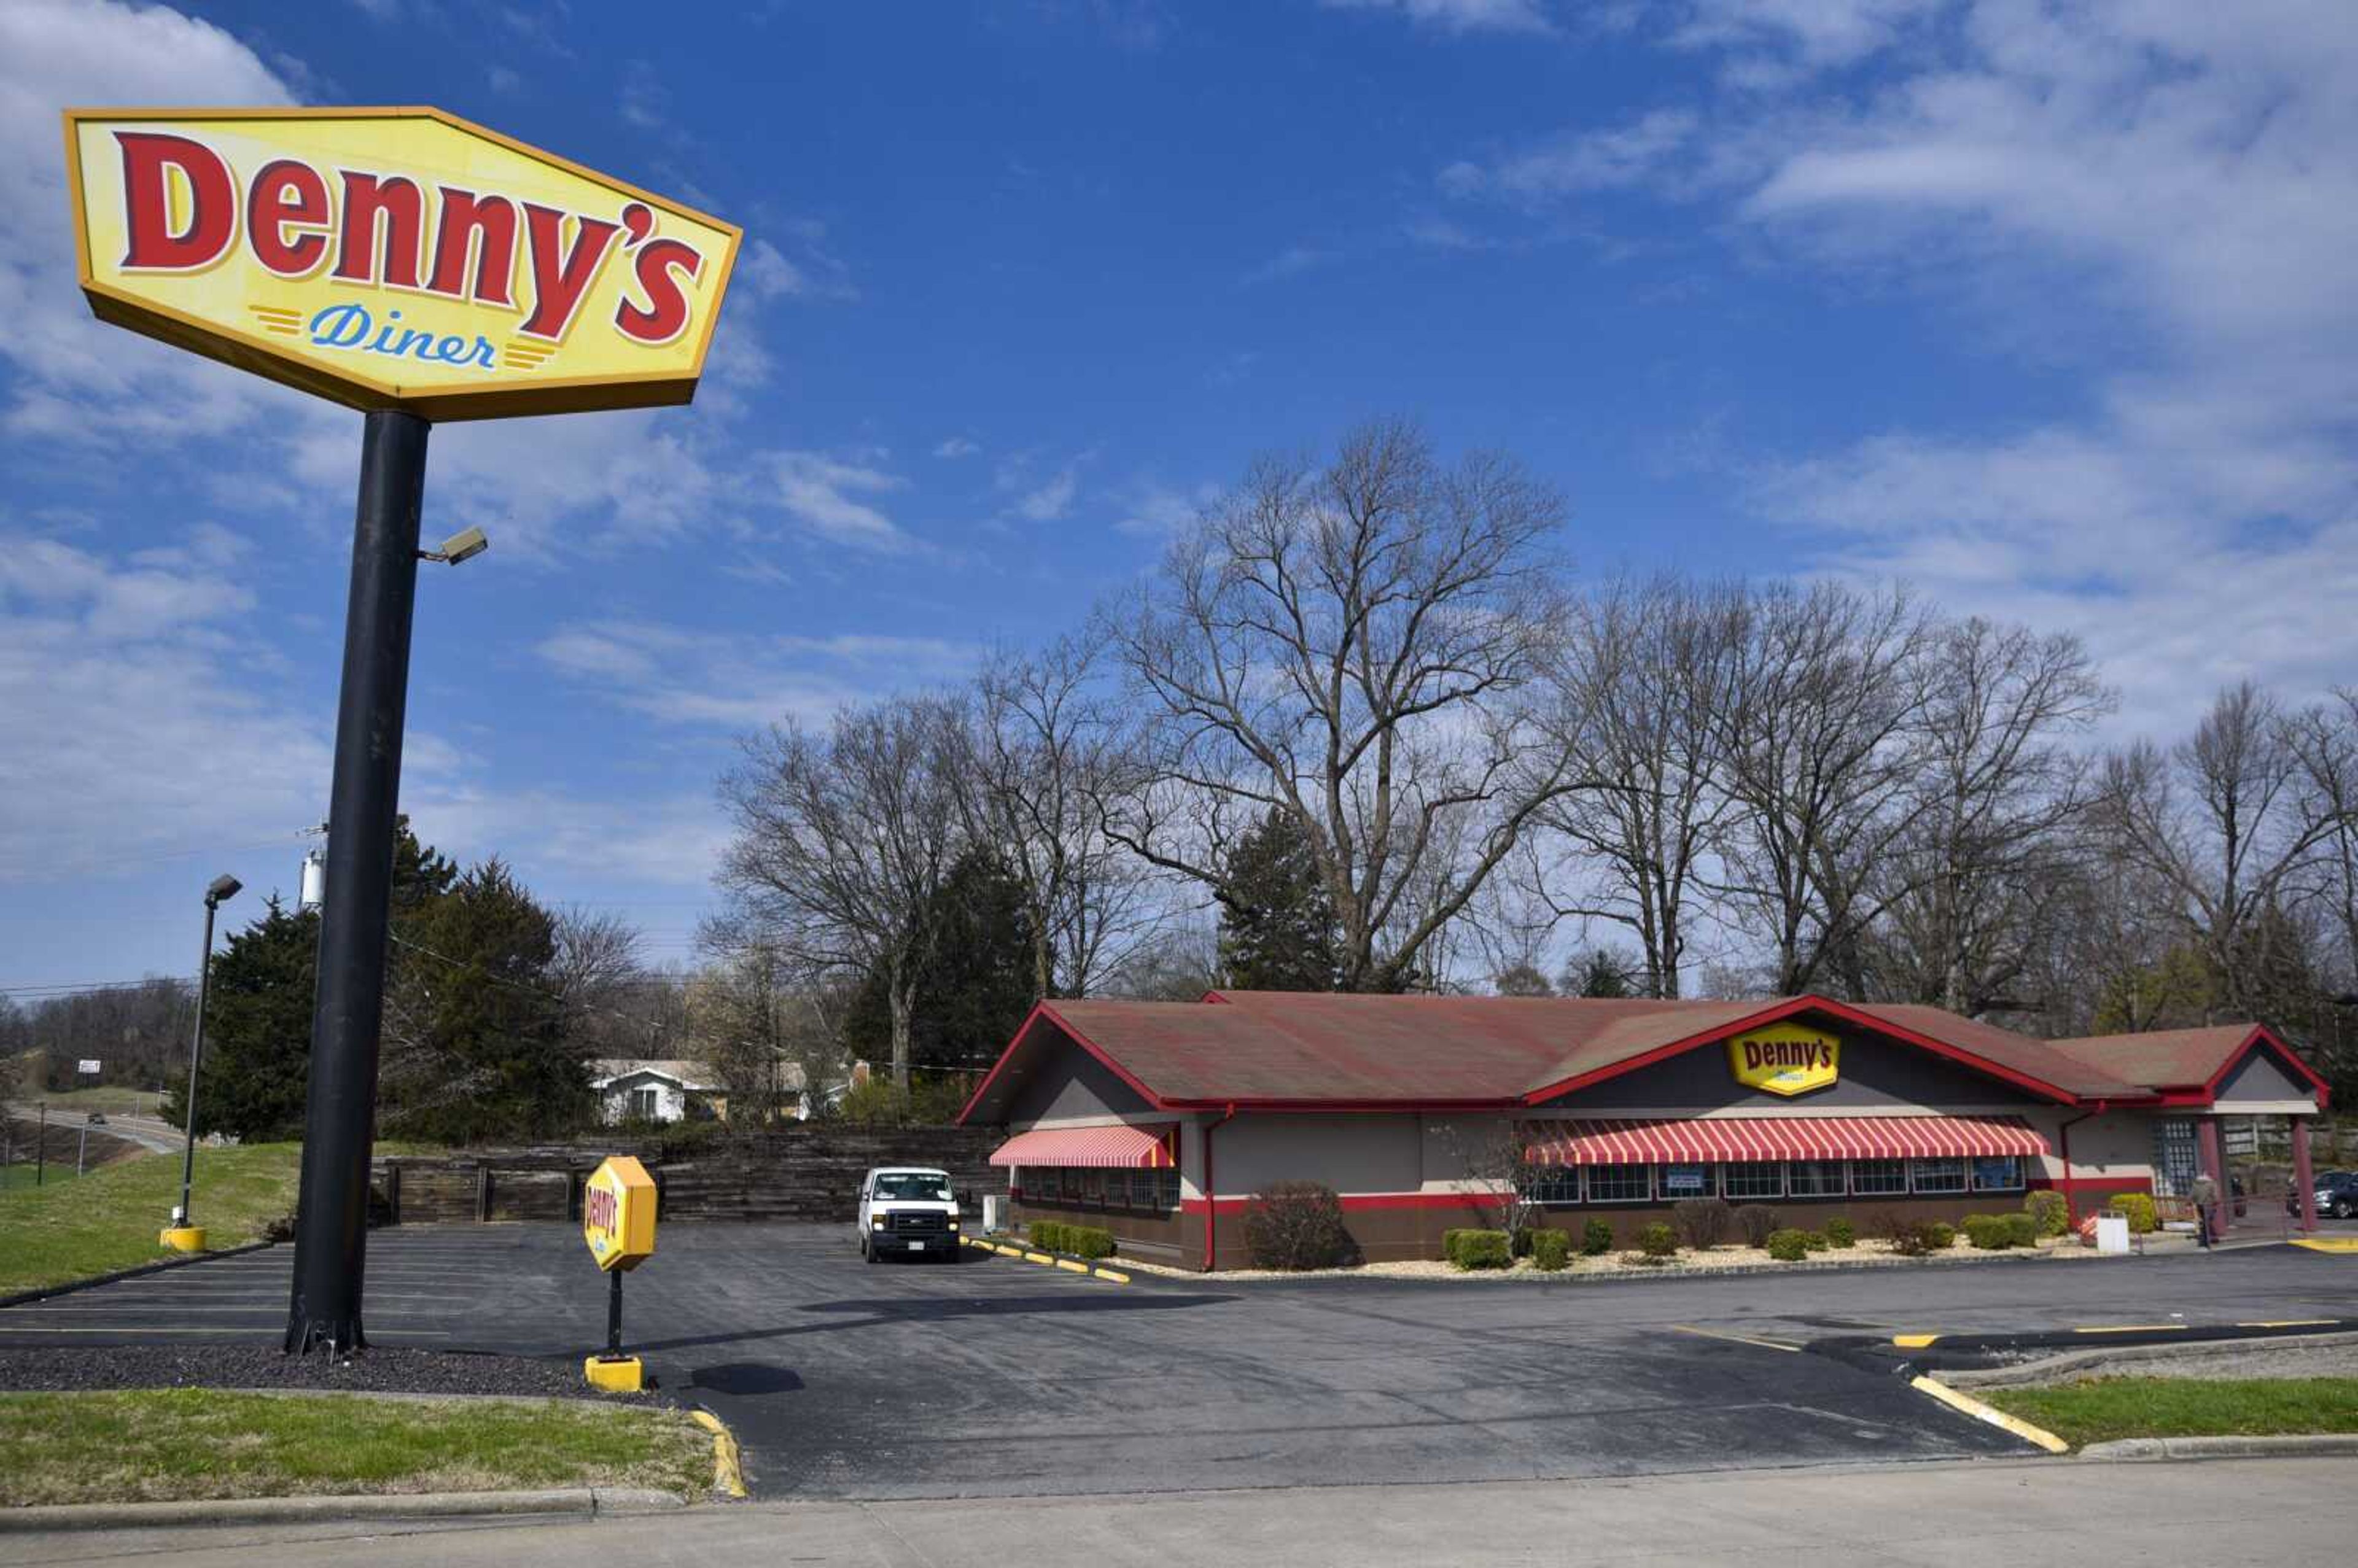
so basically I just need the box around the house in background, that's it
[591,1056,818,1125]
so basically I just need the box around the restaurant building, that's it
[956,990,2332,1271]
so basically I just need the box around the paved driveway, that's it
[4,1224,2353,1499]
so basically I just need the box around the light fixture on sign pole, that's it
[165,872,240,1251]
[64,106,740,1355]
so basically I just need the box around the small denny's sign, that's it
[1728,1023,1840,1098]
[63,107,739,419]
[582,1155,657,1273]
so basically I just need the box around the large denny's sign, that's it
[1727,1022,1840,1098]
[64,107,739,420]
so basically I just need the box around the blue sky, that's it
[4,1,2354,997]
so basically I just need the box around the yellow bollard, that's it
[583,1355,645,1392]
[159,1226,207,1252]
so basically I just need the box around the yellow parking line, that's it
[2236,1319,2339,1329]
[1891,1333,1941,1348]
[2292,1238,2358,1254]
[1671,1324,1800,1353]
[1910,1376,2070,1454]
[2072,1324,2187,1335]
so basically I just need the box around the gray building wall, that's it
[2213,1047,2313,1107]
[1003,1046,1160,1127]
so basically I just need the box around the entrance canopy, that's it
[989,1125,1175,1170]
[1523,1115,2047,1166]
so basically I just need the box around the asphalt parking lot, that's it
[3,1224,2353,1500]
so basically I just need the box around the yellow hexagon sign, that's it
[583,1155,657,1273]
[1727,1023,1840,1098]
[63,107,740,421]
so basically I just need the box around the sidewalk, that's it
[3,1457,2350,1567]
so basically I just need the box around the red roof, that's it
[1523,1114,2049,1165]
[957,990,2313,1124]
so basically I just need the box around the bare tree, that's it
[1528,575,1747,998]
[712,696,963,1087]
[1103,417,1578,992]
[548,907,655,1059]
[1709,580,1937,996]
[1866,618,2111,1015]
[2096,681,2352,1020]
[957,632,1161,999]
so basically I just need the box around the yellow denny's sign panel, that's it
[1727,1023,1840,1098]
[582,1155,657,1272]
[64,107,739,420]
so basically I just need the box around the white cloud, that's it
[994,449,1093,523]
[742,239,808,301]
[535,620,979,729]
[1321,0,1555,35]
[933,437,981,459]
[1439,109,1697,200]
[1113,478,1221,539]
[768,451,916,551]
[1240,244,1337,285]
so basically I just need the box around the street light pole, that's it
[173,874,241,1234]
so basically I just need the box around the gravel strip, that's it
[0,1345,652,1401]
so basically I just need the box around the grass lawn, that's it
[1985,1377,2358,1448]
[0,1163,85,1192]
[14,1086,174,1117]
[0,1389,712,1507]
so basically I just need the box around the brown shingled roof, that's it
[2044,1025,2268,1092]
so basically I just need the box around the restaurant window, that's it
[1585,1163,1651,1203]
[1526,1165,1581,1205]
[1788,1160,1846,1197]
[1659,1163,1712,1200]
[1971,1155,2025,1193]
[1910,1157,1968,1195]
[1721,1162,1783,1200]
[1850,1159,1908,1197]
[1154,1168,1181,1211]
[1080,1169,1106,1203]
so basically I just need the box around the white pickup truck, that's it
[857,1166,962,1263]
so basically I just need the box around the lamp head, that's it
[424,526,490,565]
[205,873,242,906]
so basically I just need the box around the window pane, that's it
[1971,1155,2023,1192]
[1851,1159,1908,1196]
[1526,1165,1580,1205]
[1722,1162,1783,1200]
[1788,1160,1846,1197]
[1912,1157,1967,1195]
[1586,1163,1651,1202]
[1660,1163,1711,1198]
[1156,1168,1180,1210]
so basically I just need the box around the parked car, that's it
[87,1112,107,1125]
[2290,1171,2358,1221]
[856,1166,962,1263]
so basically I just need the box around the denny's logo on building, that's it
[1727,1023,1840,1097]
[63,107,739,420]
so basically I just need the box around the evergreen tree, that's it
[1566,949,1635,999]
[845,847,1039,1073]
[1216,809,1342,991]
[165,894,319,1141]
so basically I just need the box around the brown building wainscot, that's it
[955,991,2334,1272]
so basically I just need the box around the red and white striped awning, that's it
[989,1125,1175,1170]
[1522,1116,2047,1165]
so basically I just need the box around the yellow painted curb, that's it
[1092,1267,1130,1284]
[2293,1238,2358,1254]
[2237,1318,2339,1328]
[690,1410,748,1499]
[1910,1375,2070,1454]
[1054,1258,1090,1274]
[1024,1251,1053,1264]
[1891,1333,1940,1348]
[2072,1324,2186,1335]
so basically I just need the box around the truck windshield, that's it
[873,1173,952,1202]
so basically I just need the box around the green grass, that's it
[0,1163,86,1191]
[0,1389,712,1507]
[1985,1377,2358,1448]
[15,1085,175,1117]
[0,1141,308,1297]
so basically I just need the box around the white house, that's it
[590,1060,722,1125]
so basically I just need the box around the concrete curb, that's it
[0,1486,685,1533]
[0,1240,281,1311]
[1944,1330,2358,1389]
[2079,1434,2358,1462]
[968,1236,1129,1284]
[1877,1317,2358,1359]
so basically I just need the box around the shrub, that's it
[1031,1222,1066,1252]
[1926,1221,1956,1250]
[1067,1225,1116,1260]
[1735,1205,1781,1248]
[1825,1217,1857,1249]
[1530,1228,1573,1271]
[1802,1230,1831,1252]
[1636,1222,1678,1259]
[1451,1229,1513,1270]
[1963,1214,2014,1250]
[1581,1218,1615,1256]
[1765,1228,1811,1262]
[1442,1228,1471,1261]
[1672,1197,1735,1250]
[1245,1181,1358,1270]
[1888,1219,1957,1258]
[2103,1192,2158,1235]
[1511,1226,1536,1259]
[2023,1190,2070,1238]
[2002,1212,2038,1249]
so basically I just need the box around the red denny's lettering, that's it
[1741,1036,1835,1073]
[112,131,704,347]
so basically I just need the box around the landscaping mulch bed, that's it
[0,1345,648,1401]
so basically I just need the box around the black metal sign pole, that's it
[285,408,430,1356]
[607,1270,624,1358]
